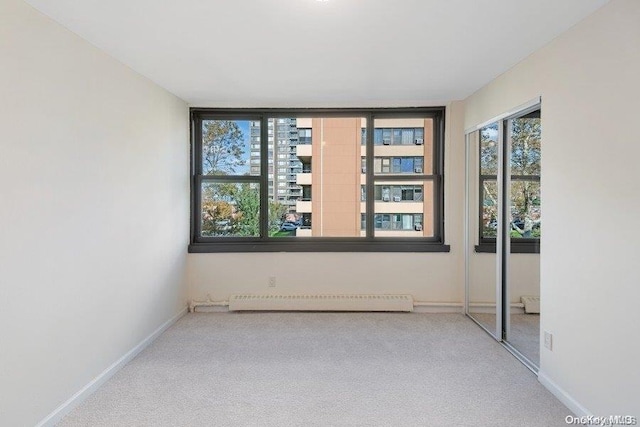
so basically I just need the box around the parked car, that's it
[280,222,298,231]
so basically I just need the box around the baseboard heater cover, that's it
[228,294,414,312]
[520,296,540,314]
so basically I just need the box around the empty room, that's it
[1,0,639,425]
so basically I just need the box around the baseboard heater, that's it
[520,296,540,314]
[228,294,414,312]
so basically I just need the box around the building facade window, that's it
[298,128,312,144]
[190,108,447,252]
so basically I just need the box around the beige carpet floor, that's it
[470,312,540,366]
[58,312,568,427]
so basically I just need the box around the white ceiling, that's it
[25,0,609,107]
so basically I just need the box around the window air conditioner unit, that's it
[382,196,390,202]
[362,167,366,173]
[414,224,423,231]
[393,196,401,202]
[383,140,391,145]
[414,167,423,173]
[415,138,424,145]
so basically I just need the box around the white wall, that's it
[188,101,466,304]
[464,0,640,414]
[0,0,189,425]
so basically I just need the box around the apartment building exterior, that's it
[250,118,302,212]
[294,117,434,237]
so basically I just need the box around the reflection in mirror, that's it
[466,107,542,370]
[467,127,499,338]
[506,110,541,367]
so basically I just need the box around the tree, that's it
[229,183,260,237]
[479,117,541,238]
[201,200,233,236]
[202,182,288,237]
[202,120,246,175]
[510,117,541,176]
[510,117,541,226]
[268,201,288,236]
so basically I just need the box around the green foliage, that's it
[268,201,287,235]
[200,182,288,237]
[202,120,245,175]
[229,184,260,236]
[201,200,233,236]
[510,117,541,176]
[480,123,498,174]
[480,116,542,240]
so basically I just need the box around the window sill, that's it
[474,242,540,254]
[189,240,451,253]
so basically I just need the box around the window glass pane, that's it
[374,180,433,237]
[401,158,414,173]
[193,109,445,249]
[374,118,432,175]
[414,187,423,201]
[510,180,541,239]
[382,129,391,144]
[414,157,424,173]
[391,186,402,201]
[401,129,413,145]
[374,129,383,145]
[401,186,414,201]
[201,182,260,237]
[372,186,380,200]
[480,122,498,175]
[202,120,256,176]
[391,214,402,230]
[298,128,312,144]
[382,158,390,173]
[510,112,541,176]
[268,117,367,237]
[403,214,413,230]
[381,186,390,201]
[393,129,403,145]
[392,158,401,173]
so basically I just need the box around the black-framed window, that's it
[189,107,448,252]
[476,109,541,254]
[361,213,424,231]
[361,185,424,202]
[361,127,425,146]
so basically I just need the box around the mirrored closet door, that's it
[465,101,541,371]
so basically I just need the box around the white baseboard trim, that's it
[538,370,592,417]
[36,306,188,427]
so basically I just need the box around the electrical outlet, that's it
[268,276,276,287]
[544,331,553,350]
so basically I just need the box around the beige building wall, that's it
[310,117,362,236]
[303,117,435,237]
